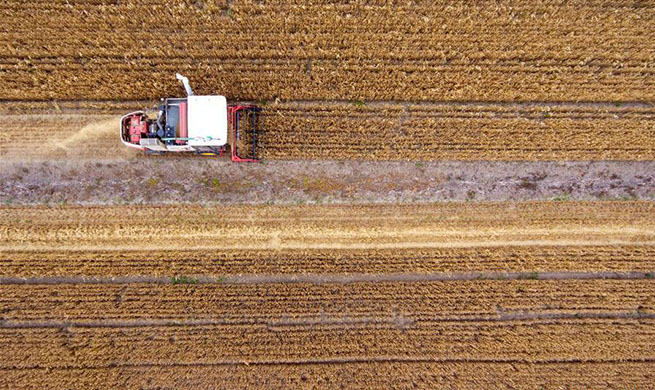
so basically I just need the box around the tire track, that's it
[0,271,652,285]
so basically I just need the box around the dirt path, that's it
[1,158,654,205]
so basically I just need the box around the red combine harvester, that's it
[120,74,262,161]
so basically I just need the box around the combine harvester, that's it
[120,74,262,161]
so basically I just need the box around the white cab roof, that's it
[187,95,227,146]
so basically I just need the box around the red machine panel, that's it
[177,102,188,144]
[129,115,147,144]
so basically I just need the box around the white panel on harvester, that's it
[187,95,228,146]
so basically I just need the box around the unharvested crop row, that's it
[1,319,653,369]
[0,101,151,115]
[1,280,652,322]
[1,245,653,277]
[1,362,651,390]
[259,103,655,160]
[1,0,653,101]
[3,99,655,118]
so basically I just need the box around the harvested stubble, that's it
[0,114,126,158]
[1,202,653,252]
[1,1,653,102]
[0,202,654,277]
[2,245,655,277]
[0,280,654,389]
[2,320,654,369]
[1,202,654,389]
[1,280,653,322]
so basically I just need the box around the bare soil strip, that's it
[8,311,653,330]
[3,159,654,206]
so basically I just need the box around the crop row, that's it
[2,100,653,159]
[1,319,653,369]
[1,280,652,322]
[1,203,653,252]
[1,362,651,390]
[1,245,653,277]
[258,103,655,160]
[1,194,654,223]
[1,0,653,101]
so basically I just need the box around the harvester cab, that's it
[120,74,262,161]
